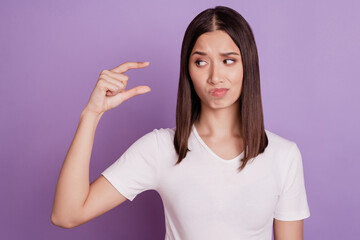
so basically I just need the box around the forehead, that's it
[192,30,240,53]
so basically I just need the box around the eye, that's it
[195,60,206,66]
[224,59,236,64]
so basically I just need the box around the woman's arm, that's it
[273,219,304,240]
[51,109,128,228]
[51,61,152,228]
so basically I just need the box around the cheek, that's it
[189,71,206,100]
[229,67,243,81]
[189,66,204,88]
[189,64,199,80]
[230,69,243,87]
[191,80,204,98]
[230,70,243,96]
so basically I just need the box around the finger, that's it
[106,85,151,108]
[119,85,151,103]
[101,70,129,82]
[110,61,150,74]
[100,75,125,91]
[98,78,120,94]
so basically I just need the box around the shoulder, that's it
[122,127,173,152]
[263,130,304,182]
[265,129,298,152]
[137,127,174,141]
[120,127,176,163]
[152,126,175,137]
[264,129,301,165]
[142,127,175,149]
[150,126,175,140]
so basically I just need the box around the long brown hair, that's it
[173,6,268,172]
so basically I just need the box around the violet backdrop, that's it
[1,0,359,239]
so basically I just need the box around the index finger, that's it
[110,61,150,73]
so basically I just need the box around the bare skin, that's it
[51,61,151,228]
[274,219,304,240]
[189,30,304,239]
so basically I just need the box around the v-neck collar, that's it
[191,124,244,163]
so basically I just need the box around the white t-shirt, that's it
[102,124,310,240]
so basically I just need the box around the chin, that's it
[206,101,231,109]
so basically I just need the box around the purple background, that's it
[1,0,359,239]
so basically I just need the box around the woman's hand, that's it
[84,61,151,114]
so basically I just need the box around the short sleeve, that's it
[101,129,160,201]
[274,144,311,221]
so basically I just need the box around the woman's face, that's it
[189,30,243,110]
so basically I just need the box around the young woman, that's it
[51,6,310,240]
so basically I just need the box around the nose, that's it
[208,62,223,85]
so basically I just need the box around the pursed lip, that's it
[209,88,229,94]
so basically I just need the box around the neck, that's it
[194,101,242,138]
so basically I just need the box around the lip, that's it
[209,88,229,97]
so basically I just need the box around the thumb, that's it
[115,85,151,105]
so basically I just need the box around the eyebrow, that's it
[191,51,240,56]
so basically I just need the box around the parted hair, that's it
[173,5,268,172]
